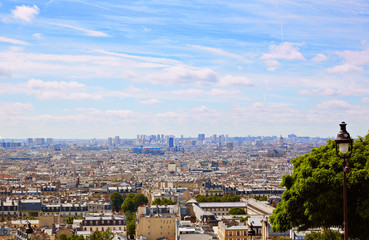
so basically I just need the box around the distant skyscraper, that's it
[212,134,217,142]
[108,137,113,146]
[35,138,45,145]
[27,138,33,146]
[46,138,53,145]
[198,134,205,141]
[168,137,174,148]
[114,136,120,145]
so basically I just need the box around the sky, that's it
[0,0,369,139]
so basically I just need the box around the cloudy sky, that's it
[0,0,369,139]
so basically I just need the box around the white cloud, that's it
[11,5,39,22]
[261,42,305,61]
[218,75,253,86]
[143,65,218,86]
[25,79,84,90]
[0,36,29,45]
[327,47,369,73]
[0,102,33,116]
[0,79,102,101]
[264,59,280,72]
[312,53,327,62]
[326,64,363,73]
[173,88,240,96]
[361,97,369,104]
[32,33,42,39]
[48,23,109,37]
[139,99,161,105]
[188,44,251,63]
[135,65,253,87]
[316,100,352,110]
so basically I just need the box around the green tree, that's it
[122,196,135,213]
[230,195,241,202]
[127,221,136,238]
[161,198,175,205]
[221,195,241,202]
[122,193,148,213]
[67,235,85,240]
[132,193,148,209]
[221,195,231,202]
[101,228,114,240]
[207,196,221,202]
[87,230,102,240]
[254,195,267,201]
[110,192,124,212]
[125,211,135,222]
[65,216,76,224]
[58,233,68,240]
[196,195,207,202]
[152,198,162,205]
[304,229,343,240]
[270,135,369,240]
[228,207,246,215]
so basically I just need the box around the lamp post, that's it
[335,121,353,240]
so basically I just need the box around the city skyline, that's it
[1,1,369,138]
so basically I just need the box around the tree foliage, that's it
[86,229,114,240]
[196,194,240,202]
[152,198,175,205]
[228,207,246,215]
[304,229,343,240]
[270,135,369,240]
[110,192,124,212]
[65,216,76,224]
[127,221,136,238]
[120,193,147,239]
[122,193,148,213]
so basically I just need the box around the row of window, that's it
[228,230,248,236]
[83,220,124,226]
[84,226,122,231]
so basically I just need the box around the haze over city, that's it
[1,1,369,139]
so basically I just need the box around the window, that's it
[237,231,240,236]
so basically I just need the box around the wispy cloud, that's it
[173,88,240,96]
[261,42,305,70]
[139,99,161,105]
[0,36,29,45]
[0,102,33,116]
[32,33,42,39]
[48,23,109,37]
[261,42,305,61]
[11,5,39,22]
[316,100,352,109]
[312,53,327,62]
[326,64,363,73]
[0,79,102,101]
[327,46,369,73]
[188,44,251,63]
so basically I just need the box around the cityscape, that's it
[1,133,329,239]
[1,0,369,239]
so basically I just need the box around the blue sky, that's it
[0,0,369,138]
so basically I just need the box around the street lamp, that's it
[335,121,353,240]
